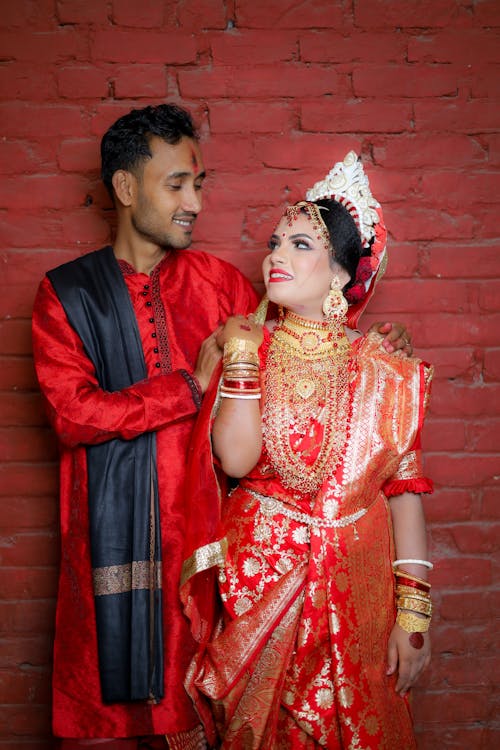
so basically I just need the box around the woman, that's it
[181,152,433,749]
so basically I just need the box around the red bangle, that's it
[395,576,430,593]
[222,378,260,390]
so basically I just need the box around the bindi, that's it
[190,147,199,175]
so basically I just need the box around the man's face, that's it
[130,136,205,250]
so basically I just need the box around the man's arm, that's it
[32,277,216,448]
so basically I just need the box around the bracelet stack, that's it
[220,337,261,400]
[393,562,432,635]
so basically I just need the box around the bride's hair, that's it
[314,198,370,293]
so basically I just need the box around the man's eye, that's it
[168,184,182,191]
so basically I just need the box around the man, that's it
[32,104,409,749]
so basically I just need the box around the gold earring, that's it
[322,276,348,323]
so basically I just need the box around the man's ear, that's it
[112,170,135,207]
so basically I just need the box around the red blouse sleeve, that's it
[32,276,201,448]
[383,361,434,497]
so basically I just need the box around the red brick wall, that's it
[1,1,499,747]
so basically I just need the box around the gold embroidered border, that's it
[180,538,228,587]
[92,560,162,596]
[165,723,208,750]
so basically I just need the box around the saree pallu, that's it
[182,334,433,749]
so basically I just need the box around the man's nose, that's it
[181,185,202,214]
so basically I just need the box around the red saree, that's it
[181,331,433,749]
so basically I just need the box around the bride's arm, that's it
[212,315,264,478]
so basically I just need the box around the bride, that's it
[181,152,433,749]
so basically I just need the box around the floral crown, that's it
[305,151,387,316]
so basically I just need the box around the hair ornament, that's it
[306,151,388,327]
[306,151,380,249]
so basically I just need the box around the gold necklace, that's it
[263,310,351,495]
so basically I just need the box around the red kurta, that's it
[31,248,258,741]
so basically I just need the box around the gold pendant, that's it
[296,379,316,400]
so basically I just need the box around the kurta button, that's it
[152,332,156,338]
[153,347,159,353]
[149,318,154,323]
[144,284,150,289]
[146,301,152,307]
[142,291,148,296]
[155,362,161,368]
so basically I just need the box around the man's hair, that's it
[101,103,198,197]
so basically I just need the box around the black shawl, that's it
[48,245,163,703]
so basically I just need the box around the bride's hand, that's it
[216,315,264,349]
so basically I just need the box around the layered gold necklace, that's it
[263,310,352,495]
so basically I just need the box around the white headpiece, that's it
[305,150,380,249]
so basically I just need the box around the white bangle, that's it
[393,558,433,570]
[220,392,261,400]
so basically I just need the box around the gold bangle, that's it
[223,338,260,368]
[397,597,432,616]
[396,584,431,599]
[396,610,431,633]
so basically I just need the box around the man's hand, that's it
[193,330,223,394]
[370,322,412,356]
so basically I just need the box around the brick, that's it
[422,244,500,279]
[301,100,413,133]
[431,379,500,416]
[0,29,88,62]
[383,206,475,241]
[0,175,91,210]
[432,555,492,588]
[467,419,500,451]
[113,64,168,99]
[372,135,485,168]
[0,393,48,428]
[3,0,55,27]
[367,279,472,313]
[408,30,500,64]
[449,523,500,553]
[57,138,100,172]
[237,0,345,29]
[415,725,491,749]
[0,320,32,356]
[0,428,57,463]
[472,205,500,239]
[422,488,473,523]
[422,418,467,451]
[300,31,407,63]
[112,0,165,28]
[0,287,39,320]
[0,668,51,704]
[364,167,421,205]
[403,314,500,348]
[0,497,58,531]
[179,65,338,99]
[0,704,51,736]
[425,453,499,486]
[353,64,460,98]
[177,0,226,29]
[209,101,295,134]
[56,0,109,24]
[354,0,462,28]
[484,349,500,382]
[0,249,81,287]
[0,62,55,101]
[480,486,500,519]
[0,103,88,138]
[471,66,500,99]
[0,600,56,636]
[415,688,492,723]
[60,209,111,246]
[0,464,58,497]
[418,348,481,382]
[420,170,500,208]
[1,212,64,249]
[478,280,500,313]
[57,65,110,99]
[0,636,52,669]
[441,591,498,620]
[0,358,38,391]
[91,30,197,63]
[474,0,500,26]
[254,133,362,174]
[414,100,499,133]
[0,533,59,567]
[0,567,57,600]
[210,30,296,64]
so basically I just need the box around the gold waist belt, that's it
[245,488,367,529]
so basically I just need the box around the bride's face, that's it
[262,213,349,319]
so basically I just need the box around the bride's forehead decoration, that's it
[305,151,388,316]
[284,201,331,252]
